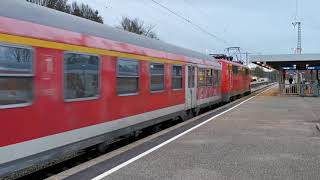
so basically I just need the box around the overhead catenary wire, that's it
[149,0,261,57]
[107,0,260,56]
[181,0,261,56]
[181,0,229,41]
[150,0,231,46]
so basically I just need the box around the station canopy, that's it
[249,54,320,70]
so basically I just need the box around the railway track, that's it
[14,83,275,180]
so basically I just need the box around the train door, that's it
[185,64,197,110]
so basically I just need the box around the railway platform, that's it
[51,85,320,180]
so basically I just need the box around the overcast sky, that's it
[75,0,320,55]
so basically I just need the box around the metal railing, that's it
[279,84,300,95]
[301,83,319,97]
[279,83,319,97]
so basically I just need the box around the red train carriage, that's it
[0,0,223,177]
[211,55,251,101]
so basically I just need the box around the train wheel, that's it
[97,142,110,153]
[152,124,162,133]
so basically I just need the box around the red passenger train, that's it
[0,0,251,177]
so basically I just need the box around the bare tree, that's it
[70,2,103,24]
[119,17,159,40]
[26,0,70,12]
[7,48,31,63]
[26,0,103,24]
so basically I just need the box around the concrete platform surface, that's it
[97,87,320,180]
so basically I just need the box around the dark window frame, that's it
[0,42,34,109]
[63,52,100,102]
[117,58,140,96]
[172,65,183,90]
[150,62,165,92]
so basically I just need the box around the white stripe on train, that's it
[0,104,186,164]
[0,95,221,164]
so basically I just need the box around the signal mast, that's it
[292,0,302,54]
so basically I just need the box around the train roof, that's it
[218,59,249,68]
[209,54,248,68]
[0,0,219,65]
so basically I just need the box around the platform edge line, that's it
[91,85,275,180]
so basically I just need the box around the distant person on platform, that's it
[289,77,293,84]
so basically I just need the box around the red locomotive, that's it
[0,0,251,178]
[211,54,251,101]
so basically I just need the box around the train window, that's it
[214,70,220,87]
[172,65,182,89]
[64,53,99,101]
[206,69,213,86]
[232,65,239,74]
[117,58,139,95]
[150,63,164,91]
[198,68,206,87]
[0,44,33,107]
[245,68,249,75]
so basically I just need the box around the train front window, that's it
[245,68,249,75]
[117,58,139,95]
[0,44,33,107]
[232,65,239,74]
[64,53,99,101]
[150,63,164,91]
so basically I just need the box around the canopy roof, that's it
[249,54,320,70]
